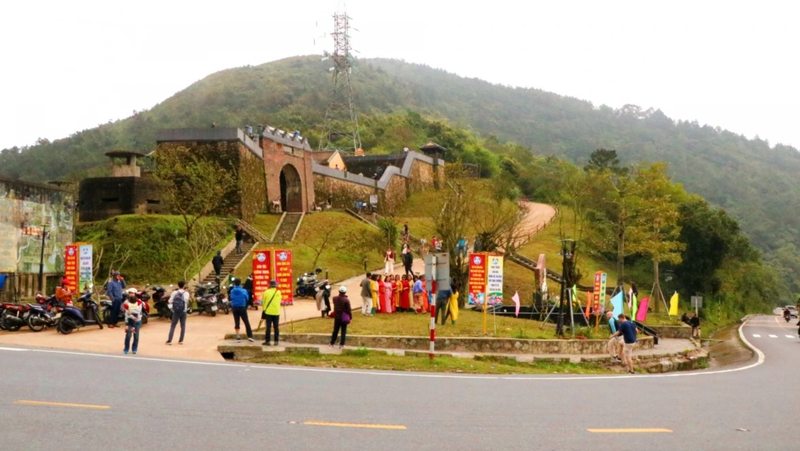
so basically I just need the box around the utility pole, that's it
[319,9,362,153]
[38,226,49,293]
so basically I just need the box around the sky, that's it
[1,0,797,150]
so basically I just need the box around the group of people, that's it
[360,272,428,315]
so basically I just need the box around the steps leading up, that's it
[201,240,256,284]
[274,212,303,243]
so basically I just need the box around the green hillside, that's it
[3,55,799,273]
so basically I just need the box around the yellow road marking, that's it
[588,428,672,433]
[15,400,110,410]
[304,421,406,430]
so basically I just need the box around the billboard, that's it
[252,249,293,305]
[0,179,74,274]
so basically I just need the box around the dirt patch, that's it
[707,323,754,368]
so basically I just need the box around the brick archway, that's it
[279,164,303,212]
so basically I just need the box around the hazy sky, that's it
[1,0,797,150]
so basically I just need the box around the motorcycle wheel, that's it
[58,318,76,335]
[223,305,230,315]
[142,314,148,325]
[3,316,22,332]
[27,314,46,332]
[102,309,113,325]
[210,310,217,317]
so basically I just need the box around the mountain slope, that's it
[2,55,799,257]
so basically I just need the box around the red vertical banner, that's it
[274,249,293,305]
[592,271,602,312]
[252,250,272,302]
[64,245,79,292]
[468,253,487,305]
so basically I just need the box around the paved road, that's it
[0,316,793,451]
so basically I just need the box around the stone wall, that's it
[648,325,693,339]
[78,176,166,221]
[314,174,375,208]
[238,144,267,220]
[381,173,407,215]
[264,333,655,355]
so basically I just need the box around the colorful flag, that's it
[636,297,649,322]
[610,292,624,318]
[631,293,639,319]
[669,292,679,316]
[512,291,520,317]
[627,288,633,309]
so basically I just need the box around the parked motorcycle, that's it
[26,295,61,332]
[57,290,104,334]
[0,302,33,332]
[295,268,323,298]
[151,285,172,319]
[216,287,230,315]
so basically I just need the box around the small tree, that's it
[298,221,342,271]
[153,147,238,240]
[434,174,474,307]
[183,223,222,284]
[376,217,400,250]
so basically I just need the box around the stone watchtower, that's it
[77,150,166,221]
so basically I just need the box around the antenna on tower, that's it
[318,7,362,153]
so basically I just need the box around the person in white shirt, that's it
[122,289,144,355]
[166,281,190,345]
[383,247,395,275]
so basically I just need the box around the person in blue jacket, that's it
[229,279,254,342]
[106,271,124,328]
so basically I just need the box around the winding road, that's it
[0,315,794,450]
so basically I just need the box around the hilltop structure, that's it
[153,126,444,220]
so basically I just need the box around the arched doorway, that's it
[279,164,303,212]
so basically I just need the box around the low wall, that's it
[231,333,655,355]
[648,325,692,339]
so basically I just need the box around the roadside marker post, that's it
[430,255,437,360]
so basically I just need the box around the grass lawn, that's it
[234,211,383,284]
[250,214,282,239]
[292,308,564,339]
[246,351,610,374]
[515,207,619,287]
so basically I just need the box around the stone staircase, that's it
[273,212,304,243]
[200,240,256,285]
[236,219,271,244]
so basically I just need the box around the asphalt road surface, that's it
[0,316,794,451]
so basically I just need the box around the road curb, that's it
[736,316,765,365]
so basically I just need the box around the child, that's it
[122,288,144,355]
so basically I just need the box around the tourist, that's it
[435,280,453,325]
[55,278,74,306]
[605,311,622,362]
[446,283,459,325]
[360,272,373,316]
[690,313,701,338]
[384,247,395,275]
[403,222,409,238]
[235,226,244,254]
[420,237,428,255]
[212,251,224,283]
[434,237,443,251]
[680,312,690,325]
[166,281,189,345]
[243,274,255,309]
[261,280,282,346]
[330,286,352,349]
[230,279,254,342]
[122,289,144,355]
[106,271,124,328]
[393,275,401,312]
[611,314,637,374]
[400,275,412,312]
[413,275,425,313]
[316,284,331,318]
[402,247,413,276]
[370,274,379,315]
[381,275,393,313]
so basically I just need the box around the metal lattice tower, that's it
[319,11,362,152]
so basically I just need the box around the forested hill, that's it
[2,55,799,259]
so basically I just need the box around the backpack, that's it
[172,290,187,312]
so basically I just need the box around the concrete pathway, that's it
[0,260,423,361]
